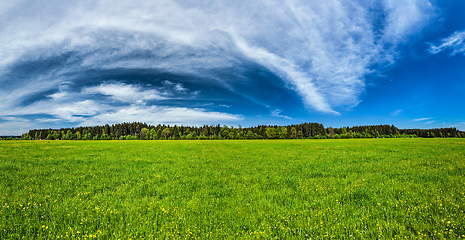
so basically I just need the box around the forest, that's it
[13,122,464,140]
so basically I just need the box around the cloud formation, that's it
[83,82,168,103]
[0,0,438,134]
[429,29,465,56]
[391,109,402,116]
[271,109,292,120]
[414,117,432,122]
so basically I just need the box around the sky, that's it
[1,0,464,135]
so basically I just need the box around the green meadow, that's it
[1,139,464,239]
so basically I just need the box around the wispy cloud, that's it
[414,117,432,122]
[80,106,242,127]
[425,120,435,124]
[429,29,465,56]
[0,1,435,110]
[0,117,31,136]
[0,0,437,133]
[84,82,168,103]
[271,109,292,120]
[391,109,402,116]
[0,81,242,131]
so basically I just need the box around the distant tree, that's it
[139,128,149,140]
[278,126,287,139]
[76,131,82,140]
[46,134,54,140]
[64,130,73,140]
[230,126,236,138]
[220,125,229,139]
[228,132,235,139]
[341,128,347,135]
[291,127,297,139]
[162,128,170,139]
[266,127,277,139]
[327,127,334,138]
[246,130,254,139]
[236,131,244,139]
[191,131,198,139]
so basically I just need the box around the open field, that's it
[1,139,464,239]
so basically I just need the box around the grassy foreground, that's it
[1,139,464,239]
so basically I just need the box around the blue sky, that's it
[0,0,464,135]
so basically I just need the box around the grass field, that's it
[1,139,464,239]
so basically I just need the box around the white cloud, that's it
[80,105,242,126]
[271,109,293,120]
[391,109,402,116]
[175,83,188,92]
[414,117,432,122]
[84,82,167,102]
[425,120,435,124]
[429,30,465,56]
[35,118,61,123]
[0,0,436,116]
[0,86,241,132]
[0,117,31,136]
[1,116,29,122]
[382,0,435,44]
[48,91,67,100]
[53,100,102,122]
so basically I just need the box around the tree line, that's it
[16,122,464,140]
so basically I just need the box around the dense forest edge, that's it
[1,122,463,140]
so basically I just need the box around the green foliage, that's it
[228,132,235,139]
[149,128,156,140]
[123,135,139,140]
[26,122,463,141]
[46,134,54,140]
[75,131,82,140]
[246,130,254,139]
[341,127,347,135]
[139,128,149,140]
[291,127,297,139]
[198,134,207,140]
[265,127,277,139]
[1,139,464,239]
[161,128,170,139]
[278,126,287,139]
[220,125,229,139]
[100,134,111,140]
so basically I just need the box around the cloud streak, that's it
[429,29,465,56]
[83,82,168,103]
[271,109,292,120]
[414,117,432,122]
[391,109,402,116]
